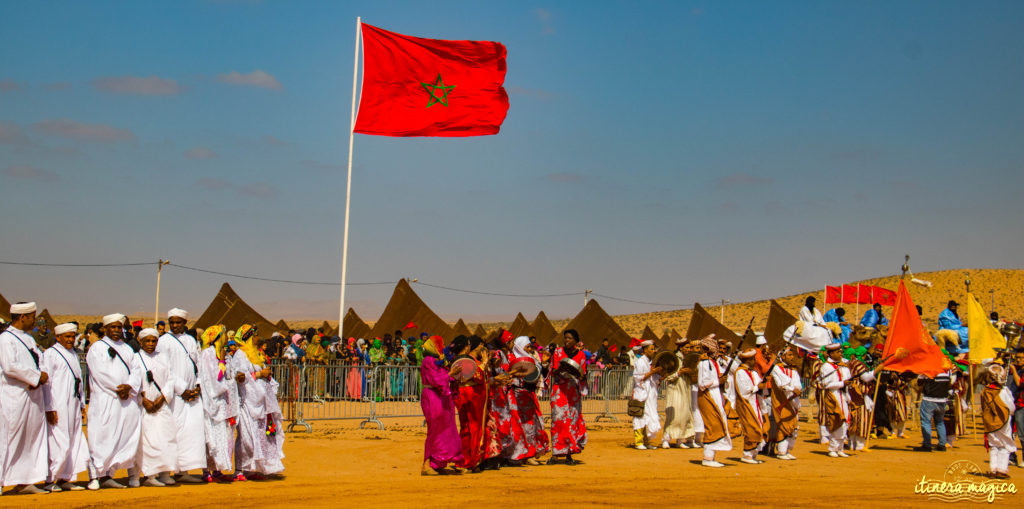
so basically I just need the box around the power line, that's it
[166,263,393,287]
[0,261,156,267]
[590,292,691,308]
[412,280,581,298]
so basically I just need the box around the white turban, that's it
[10,302,37,314]
[755,335,767,346]
[167,308,188,320]
[640,340,654,348]
[102,313,125,326]
[138,328,159,339]
[54,323,78,335]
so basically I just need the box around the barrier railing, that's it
[76,355,653,432]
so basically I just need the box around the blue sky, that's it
[1,1,1022,322]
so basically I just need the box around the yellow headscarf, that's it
[235,324,265,366]
[201,325,227,358]
[423,335,444,358]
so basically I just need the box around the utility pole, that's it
[989,288,995,315]
[584,289,592,306]
[154,259,170,324]
[721,299,730,324]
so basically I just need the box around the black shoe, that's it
[934,445,946,452]
[913,445,932,452]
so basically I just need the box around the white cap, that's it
[167,308,188,320]
[825,343,843,351]
[10,302,37,314]
[138,328,159,339]
[639,339,654,348]
[54,323,78,335]
[755,336,767,346]
[102,313,125,326]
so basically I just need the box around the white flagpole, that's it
[339,16,362,329]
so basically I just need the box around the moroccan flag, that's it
[881,280,951,377]
[353,23,509,137]
[403,321,417,330]
[967,292,1006,362]
[857,283,873,304]
[131,320,143,328]
[871,286,897,306]
[841,284,859,304]
[824,286,842,304]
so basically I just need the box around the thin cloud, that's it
[261,135,287,146]
[0,122,29,145]
[544,172,588,184]
[216,70,282,90]
[32,119,135,142]
[301,159,343,170]
[43,82,72,91]
[0,80,22,92]
[4,165,60,182]
[533,8,555,35]
[92,76,183,95]
[184,147,218,160]
[714,172,773,189]
[195,178,276,198]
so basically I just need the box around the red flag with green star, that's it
[353,23,509,137]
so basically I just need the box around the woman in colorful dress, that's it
[511,336,550,465]
[419,335,464,475]
[548,329,587,465]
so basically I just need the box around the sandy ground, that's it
[3,409,1020,508]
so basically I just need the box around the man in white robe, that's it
[661,337,696,449]
[86,313,143,490]
[156,308,206,482]
[0,302,50,494]
[734,349,766,464]
[631,340,662,449]
[797,296,834,351]
[818,343,852,458]
[696,334,732,467]
[770,348,802,460]
[130,329,181,487]
[42,323,92,492]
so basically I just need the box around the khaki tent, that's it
[369,279,454,340]
[530,311,558,344]
[669,329,683,341]
[685,302,743,352]
[0,292,10,322]
[194,283,288,337]
[764,299,797,352]
[560,299,631,348]
[452,319,472,337]
[658,332,672,349]
[319,320,336,336]
[473,324,488,338]
[507,313,533,339]
[342,308,371,339]
[275,319,290,333]
[640,325,659,341]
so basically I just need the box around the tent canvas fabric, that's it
[473,324,488,338]
[641,325,659,341]
[369,279,454,340]
[658,332,672,350]
[194,283,288,337]
[452,319,472,337]
[530,311,558,345]
[560,299,631,348]
[763,299,797,352]
[342,308,371,339]
[507,313,533,339]
[275,319,290,333]
[669,329,683,341]
[685,303,743,352]
[319,320,336,336]
[0,292,10,322]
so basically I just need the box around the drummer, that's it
[548,329,588,465]
[632,340,663,449]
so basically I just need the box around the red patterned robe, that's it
[512,376,549,459]
[549,347,587,456]
[483,350,528,460]
[454,361,488,468]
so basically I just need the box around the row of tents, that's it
[3,279,800,353]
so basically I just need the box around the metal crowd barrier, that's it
[74,354,654,432]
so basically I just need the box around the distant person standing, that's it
[0,302,50,494]
[42,323,91,492]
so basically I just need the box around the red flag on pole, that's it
[857,283,873,304]
[403,321,417,330]
[825,286,842,304]
[841,284,859,304]
[353,23,509,137]
[880,280,951,377]
[871,286,897,306]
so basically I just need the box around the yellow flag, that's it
[967,292,1005,362]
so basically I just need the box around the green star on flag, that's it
[420,73,455,107]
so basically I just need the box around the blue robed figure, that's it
[823,308,852,342]
[859,304,889,328]
[938,301,969,353]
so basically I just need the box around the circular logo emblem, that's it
[943,460,982,483]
